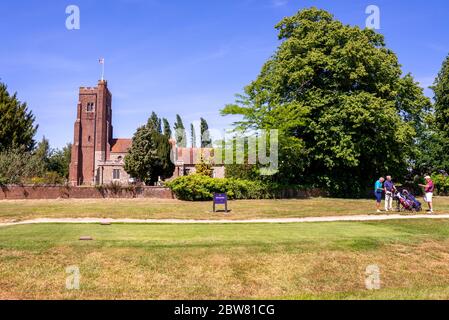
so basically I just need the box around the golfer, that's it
[384,176,395,212]
[419,176,435,214]
[374,177,385,213]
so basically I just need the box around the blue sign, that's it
[213,193,228,213]
[214,193,227,205]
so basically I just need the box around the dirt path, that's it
[1,214,449,227]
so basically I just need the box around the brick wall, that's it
[0,185,175,200]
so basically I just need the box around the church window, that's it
[113,169,121,180]
[87,102,95,112]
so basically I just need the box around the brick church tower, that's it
[69,80,113,186]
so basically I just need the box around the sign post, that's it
[213,193,228,213]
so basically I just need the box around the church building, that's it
[69,80,224,186]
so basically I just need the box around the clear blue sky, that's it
[1,0,448,149]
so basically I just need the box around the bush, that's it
[0,147,35,184]
[0,147,67,186]
[166,174,274,201]
[95,181,124,196]
[432,173,449,196]
[195,154,213,177]
[225,164,260,181]
[25,172,65,185]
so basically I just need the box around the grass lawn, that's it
[1,197,448,222]
[2,220,449,299]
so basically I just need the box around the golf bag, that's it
[395,189,422,212]
[403,190,422,212]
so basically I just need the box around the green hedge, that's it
[166,174,275,201]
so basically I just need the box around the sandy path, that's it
[1,214,449,227]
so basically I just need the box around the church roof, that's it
[176,147,223,165]
[111,139,132,153]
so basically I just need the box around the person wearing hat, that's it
[419,176,435,214]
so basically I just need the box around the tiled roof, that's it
[110,140,224,165]
[176,147,223,165]
[111,139,132,153]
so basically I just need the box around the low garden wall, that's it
[0,185,175,200]
[0,184,327,201]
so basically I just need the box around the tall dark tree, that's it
[174,114,187,148]
[0,82,38,151]
[222,8,430,196]
[148,112,162,134]
[162,118,172,138]
[190,123,196,148]
[125,112,175,185]
[200,118,212,148]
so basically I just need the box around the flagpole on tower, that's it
[99,58,105,81]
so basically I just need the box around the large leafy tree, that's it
[433,54,449,136]
[0,82,38,151]
[414,54,449,174]
[124,113,175,185]
[222,8,430,196]
[428,54,449,172]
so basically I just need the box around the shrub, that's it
[95,181,124,196]
[0,147,33,184]
[0,147,66,185]
[25,172,64,185]
[0,177,7,186]
[166,174,275,201]
[432,173,449,196]
[225,164,260,181]
[195,154,213,177]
